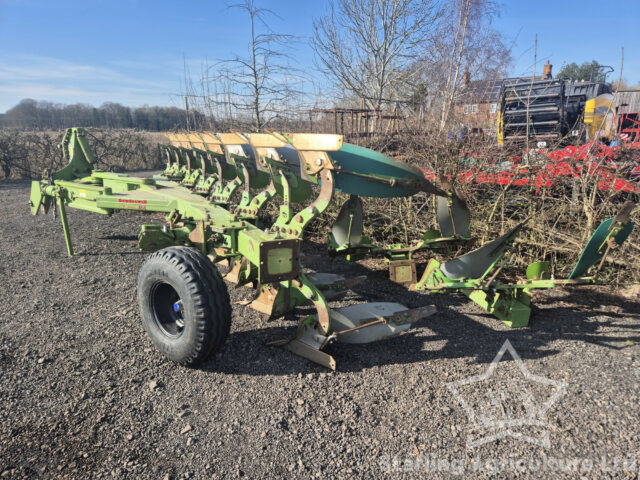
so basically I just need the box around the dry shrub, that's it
[342,131,640,281]
[0,128,163,180]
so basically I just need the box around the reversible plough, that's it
[29,128,636,369]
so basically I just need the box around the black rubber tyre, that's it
[137,246,231,366]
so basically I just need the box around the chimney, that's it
[462,68,471,87]
[543,60,552,79]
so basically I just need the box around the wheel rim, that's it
[150,281,185,338]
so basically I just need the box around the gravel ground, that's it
[1,178,639,479]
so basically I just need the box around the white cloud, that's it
[0,54,183,112]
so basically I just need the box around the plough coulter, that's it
[29,128,636,369]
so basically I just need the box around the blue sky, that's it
[0,0,638,113]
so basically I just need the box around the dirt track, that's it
[1,178,639,479]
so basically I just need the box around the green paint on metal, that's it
[57,195,73,257]
[526,261,550,280]
[328,143,424,197]
[465,288,531,327]
[569,218,634,279]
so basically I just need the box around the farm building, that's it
[614,89,640,141]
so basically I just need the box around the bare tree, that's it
[438,0,471,130]
[205,0,307,132]
[435,0,510,130]
[312,0,442,111]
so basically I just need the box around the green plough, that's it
[29,128,636,369]
[30,128,448,369]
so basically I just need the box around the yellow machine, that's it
[584,93,615,141]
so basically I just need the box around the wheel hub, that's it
[150,282,185,338]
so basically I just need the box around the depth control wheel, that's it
[137,246,231,366]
